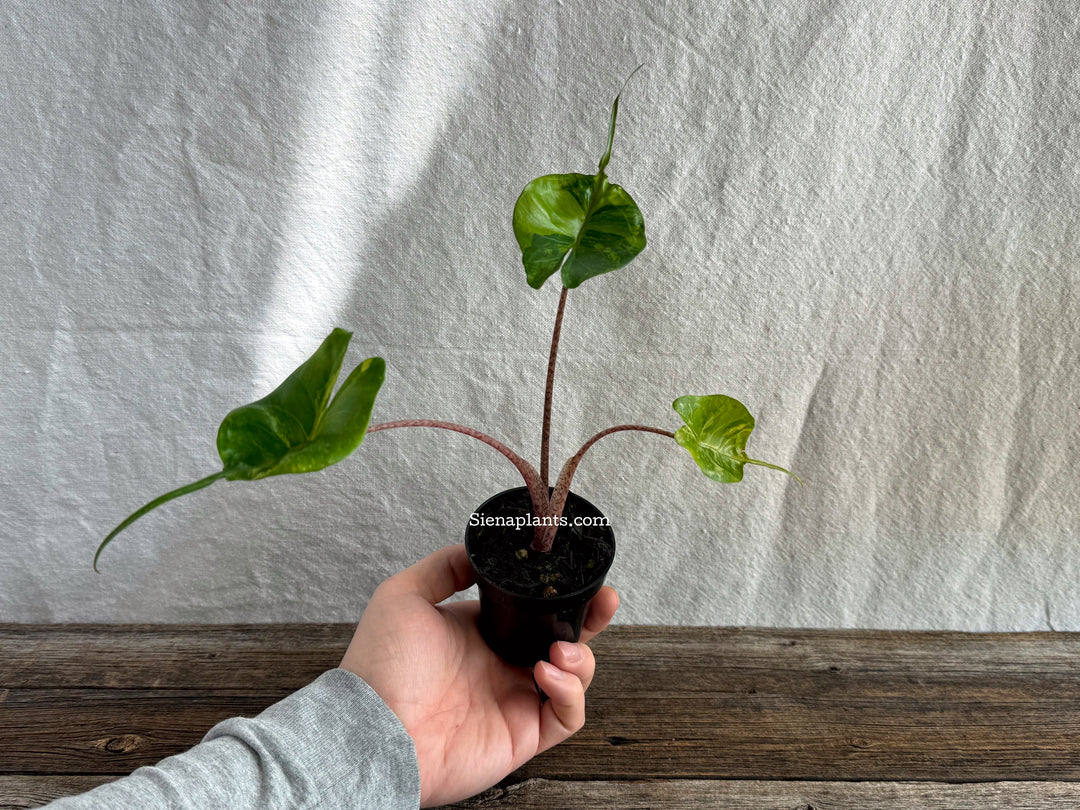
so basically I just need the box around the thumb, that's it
[534,660,587,754]
[382,544,476,605]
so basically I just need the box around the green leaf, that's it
[95,329,385,570]
[513,85,646,290]
[218,329,384,479]
[673,395,802,486]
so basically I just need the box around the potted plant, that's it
[94,80,799,668]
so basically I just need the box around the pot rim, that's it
[464,486,615,606]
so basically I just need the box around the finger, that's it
[579,586,619,644]
[382,544,476,604]
[534,660,586,754]
[550,640,596,691]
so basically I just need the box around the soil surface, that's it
[465,487,615,599]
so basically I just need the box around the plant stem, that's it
[366,420,549,529]
[533,425,676,553]
[540,285,569,490]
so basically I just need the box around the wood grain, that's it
[4,777,1080,810]
[3,624,1079,807]
[444,779,1080,809]
[0,624,353,690]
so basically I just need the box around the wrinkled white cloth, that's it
[1,0,1077,630]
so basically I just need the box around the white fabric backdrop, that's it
[1,0,1077,629]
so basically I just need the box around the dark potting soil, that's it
[466,487,615,599]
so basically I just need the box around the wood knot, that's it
[94,734,148,754]
[605,735,636,746]
[849,736,872,749]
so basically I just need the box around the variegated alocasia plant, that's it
[95,77,799,571]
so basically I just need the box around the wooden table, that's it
[2,624,1080,808]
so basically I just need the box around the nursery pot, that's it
[465,486,615,668]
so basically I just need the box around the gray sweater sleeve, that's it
[44,668,421,809]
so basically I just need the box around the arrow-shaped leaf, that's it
[95,329,384,570]
[673,395,802,485]
[513,82,646,290]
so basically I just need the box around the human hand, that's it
[339,543,619,807]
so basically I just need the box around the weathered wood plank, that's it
[0,776,113,809]
[519,625,1080,782]
[0,690,287,774]
[4,776,1080,810]
[519,693,1080,782]
[442,778,1080,809]
[590,626,1080,677]
[0,624,353,690]
[6,682,1080,780]
[5,624,1080,688]
[4,625,1080,784]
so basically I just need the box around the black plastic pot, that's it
[465,486,615,668]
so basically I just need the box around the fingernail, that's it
[540,660,564,680]
[556,641,582,663]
